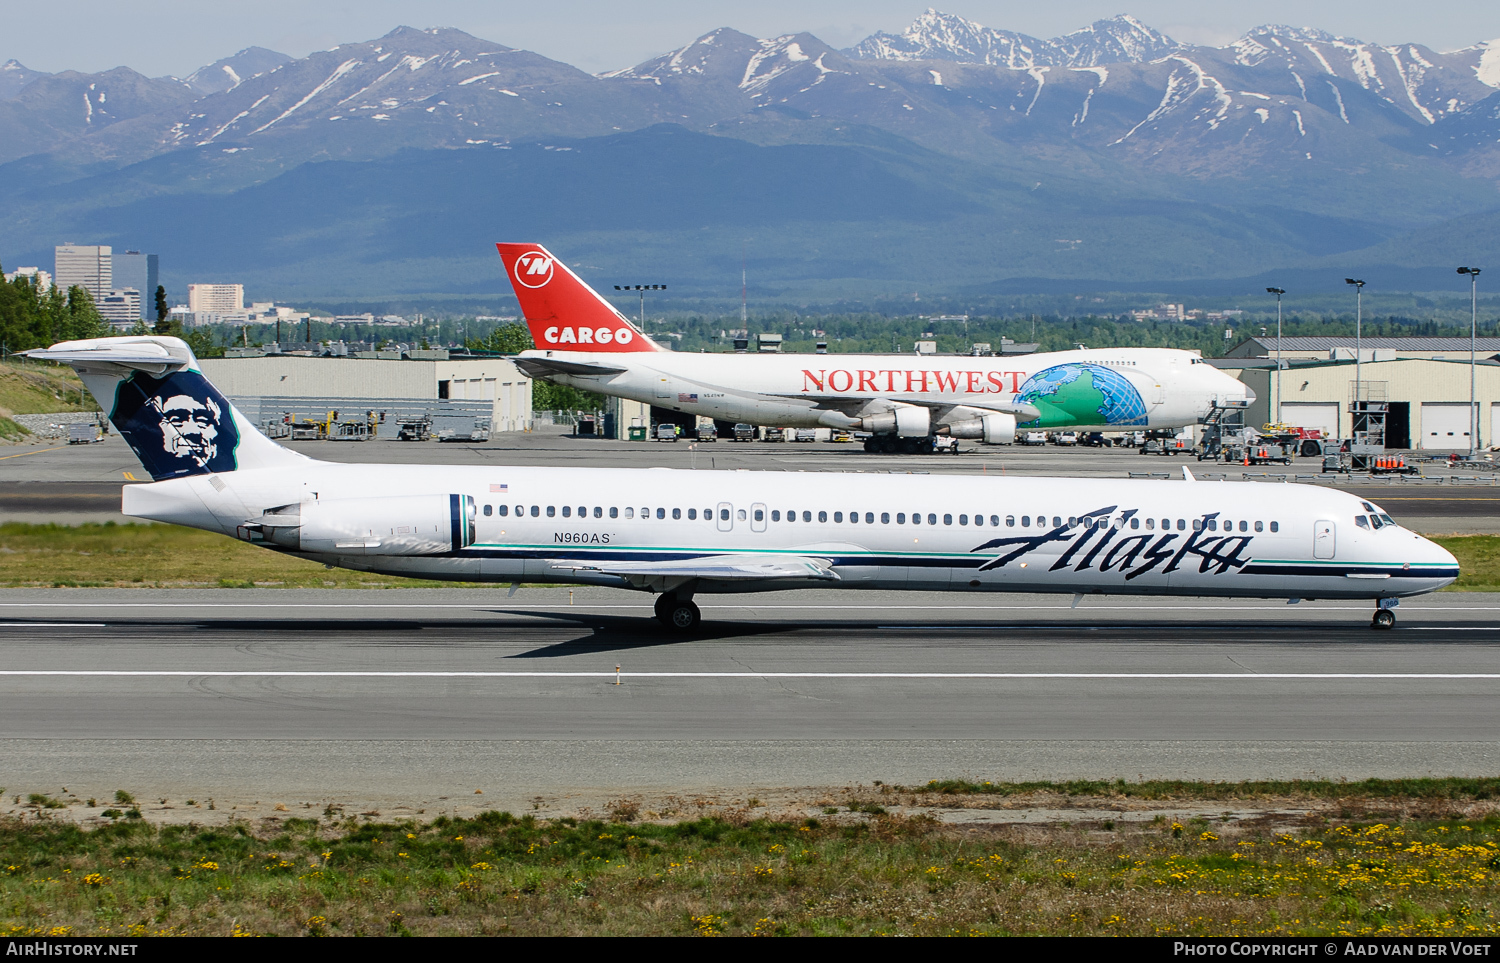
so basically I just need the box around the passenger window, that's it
[1238,520,1247,532]
[1145,518,1153,530]
[578,506,585,518]
[786,511,795,522]
[531,506,540,517]
[1021,516,1029,527]
[802,511,811,522]
[688,508,697,520]
[562,506,572,518]
[958,515,967,526]
[930,514,939,526]
[754,509,764,522]
[738,509,746,520]
[1130,517,1139,529]
[1208,519,1217,531]
[1253,520,1262,532]
[1270,521,1279,532]
[1193,519,1202,532]
[609,507,618,519]
[547,506,556,517]
[973,515,982,527]
[483,504,493,516]
[772,510,780,522]
[624,508,634,519]
[990,515,999,527]
[594,507,603,518]
[818,511,828,523]
[1355,516,1369,529]
[912,513,921,525]
[722,509,731,521]
[834,512,843,523]
[866,512,875,524]
[1006,516,1015,527]
[897,513,906,524]
[499,505,509,517]
[881,513,890,524]
[672,508,681,520]
[1052,516,1061,527]
[657,508,666,519]
[1177,519,1185,530]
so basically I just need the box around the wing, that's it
[549,554,839,591]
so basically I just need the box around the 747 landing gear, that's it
[1371,598,1398,630]
[654,592,701,632]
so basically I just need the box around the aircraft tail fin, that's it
[23,336,311,482]
[496,243,663,353]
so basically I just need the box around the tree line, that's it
[0,264,111,352]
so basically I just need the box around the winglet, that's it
[1182,466,1196,482]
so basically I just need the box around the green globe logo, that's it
[1016,363,1149,428]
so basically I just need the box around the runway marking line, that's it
[6,671,1500,680]
[0,603,1497,613]
[0,446,68,461]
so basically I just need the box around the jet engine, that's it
[941,412,1017,444]
[256,494,475,555]
[858,405,930,438]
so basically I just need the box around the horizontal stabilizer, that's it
[513,357,627,378]
[550,554,840,584]
[24,336,193,374]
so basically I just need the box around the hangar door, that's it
[1420,403,1474,450]
[1280,402,1339,437]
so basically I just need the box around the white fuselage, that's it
[123,463,1457,602]
[518,346,1251,431]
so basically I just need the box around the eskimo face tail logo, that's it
[111,370,240,481]
[513,252,554,288]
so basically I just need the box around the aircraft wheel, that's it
[1372,609,1396,630]
[863,437,876,453]
[661,599,701,632]
[654,593,674,622]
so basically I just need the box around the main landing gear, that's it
[1371,598,1398,631]
[863,434,935,454]
[654,592,701,632]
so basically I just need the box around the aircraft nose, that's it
[1415,534,1460,587]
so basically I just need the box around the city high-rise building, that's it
[2,267,52,292]
[112,251,158,320]
[54,245,112,302]
[188,283,243,314]
[97,290,142,330]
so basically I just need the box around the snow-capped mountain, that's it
[844,10,1182,68]
[183,47,293,96]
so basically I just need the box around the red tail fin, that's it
[496,243,663,353]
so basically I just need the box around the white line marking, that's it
[4,671,1500,680]
[0,623,104,627]
[0,602,1494,612]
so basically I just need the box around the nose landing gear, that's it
[1371,598,1398,630]
[654,592,701,632]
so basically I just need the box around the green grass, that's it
[4,788,1500,936]
[899,777,1500,800]
[0,523,476,589]
[1436,536,1500,591]
[0,361,91,415]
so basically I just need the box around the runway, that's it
[4,588,1500,812]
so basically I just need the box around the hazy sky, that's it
[8,1,1500,78]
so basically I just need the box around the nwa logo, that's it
[111,370,240,480]
[513,252,554,288]
[971,507,1253,582]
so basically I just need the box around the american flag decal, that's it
[678,392,698,402]
[490,483,508,492]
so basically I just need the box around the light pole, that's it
[1345,278,1365,439]
[1459,267,1483,456]
[1266,287,1285,425]
[614,284,666,328]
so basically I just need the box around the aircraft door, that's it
[1313,520,1335,559]
[655,376,671,399]
[717,501,733,532]
[750,502,767,533]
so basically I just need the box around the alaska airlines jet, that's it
[497,244,1253,451]
[30,336,1453,631]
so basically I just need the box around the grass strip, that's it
[0,524,1491,591]
[4,791,1500,937]
[899,777,1500,800]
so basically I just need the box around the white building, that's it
[54,245,111,302]
[3,267,52,291]
[188,283,244,314]
[97,290,142,329]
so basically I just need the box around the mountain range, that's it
[5,10,1500,307]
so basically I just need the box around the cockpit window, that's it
[1361,501,1377,512]
[1379,513,1396,527]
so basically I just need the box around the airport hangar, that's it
[197,353,537,435]
[1220,336,1500,450]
